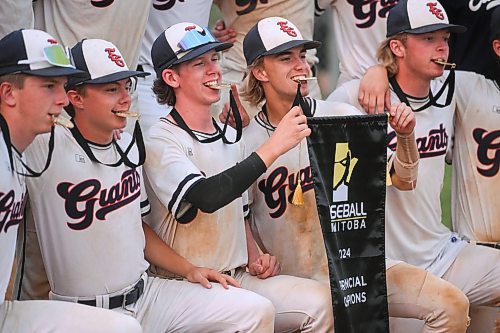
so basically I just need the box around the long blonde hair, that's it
[376,33,408,77]
[240,57,265,107]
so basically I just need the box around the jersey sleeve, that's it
[144,128,204,221]
[326,79,362,107]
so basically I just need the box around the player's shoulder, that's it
[326,79,361,104]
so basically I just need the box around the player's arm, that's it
[142,222,240,289]
[244,219,281,279]
[185,106,309,214]
[358,64,391,114]
[387,103,419,190]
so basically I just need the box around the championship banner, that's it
[306,114,389,333]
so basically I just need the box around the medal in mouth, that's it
[52,114,74,129]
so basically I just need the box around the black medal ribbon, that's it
[0,114,55,177]
[69,119,146,168]
[389,69,455,111]
[262,83,312,127]
[307,114,389,333]
[169,89,242,144]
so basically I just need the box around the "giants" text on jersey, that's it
[57,169,141,231]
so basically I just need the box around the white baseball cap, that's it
[243,17,321,66]
[386,0,466,37]
[151,22,232,77]
[0,29,83,77]
[67,39,149,89]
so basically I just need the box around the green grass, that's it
[440,164,452,229]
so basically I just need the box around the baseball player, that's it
[144,22,334,332]
[22,38,275,332]
[0,29,143,333]
[449,6,500,242]
[241,16,470,333]
[137,0,215,133]
[328,0,500,325]
[212,0,321,119]
[0,0,34,38]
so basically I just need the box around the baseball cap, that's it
[386,0,466,38]
[491,6,500,39]
[66,39,149,89]
[243,17,321,66]
[0,29,83,77]
[151,22,232,77]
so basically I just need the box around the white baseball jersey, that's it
[33,0,150,70]
[25,126,150,297]
[329,76,467,277]
[144,118,248,276]
[0,135,26,303]
[316,0,399,86]
[243,97,363,283]
[214,0,318,74]
[450,71,500,242]
[0,0,34,38]
[139,0,212,68]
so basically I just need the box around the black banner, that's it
[307,114,389,333]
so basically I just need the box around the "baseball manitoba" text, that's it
[329,202,367,232]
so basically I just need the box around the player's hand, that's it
[272,106,311,153]
[186,267,241,289]
[212,19,236,44]
[248,253,281,279]
[388,103,415,135]
[358,64,391,114]
[219,84,250,128]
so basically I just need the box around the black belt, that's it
[78,278,144,309]
[476,242,500,249]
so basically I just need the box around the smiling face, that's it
[395,29,451,81]
[69,78,132,143]
[255,46,311,103]
[170,50,223,108]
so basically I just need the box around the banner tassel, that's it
[292,182,304,206]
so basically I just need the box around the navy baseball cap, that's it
[0,29,83,77]
[151,22,232,77]
[243,17,321,66]
[386,0,466,38]
[66,39,149,89]
[491,6,500,39]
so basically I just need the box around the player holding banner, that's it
[328,0,500,327]
[240,16,470,332]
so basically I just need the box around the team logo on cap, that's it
[277,21,297,37]
[47,39,58,45]
[185,25,197,31]
[104,48,125,67]
[426,2,445,20]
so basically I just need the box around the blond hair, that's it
[376,33,408,77]
[240,57,265,107]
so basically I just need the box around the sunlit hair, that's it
[240,57,265,107]
[376,33,408,77]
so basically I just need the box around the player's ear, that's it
[493,39,500,58]
[0,81,17,107]
[389,39,405,58]
[67,89,84,110]
[252,65,268,82]
[162,68,180,88]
